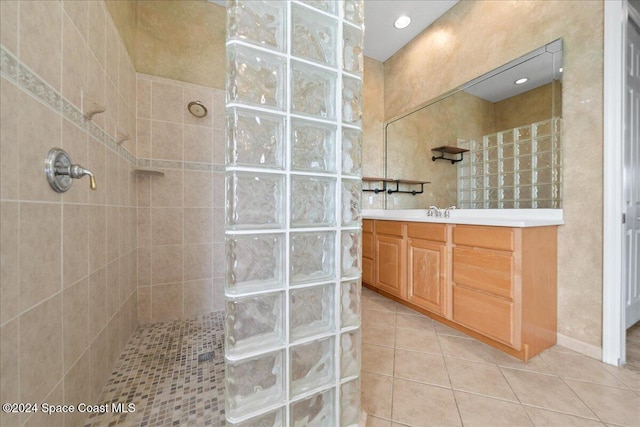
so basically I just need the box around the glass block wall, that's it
[457,118,562,209]
[224,1,363,425]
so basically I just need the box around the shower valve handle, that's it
[45,148,97,193]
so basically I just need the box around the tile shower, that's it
[0,0,363,426]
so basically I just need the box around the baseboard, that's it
[556,333,603,360]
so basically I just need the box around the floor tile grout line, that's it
[437,323,465,427]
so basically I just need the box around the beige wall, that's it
[374,1,604,348]
[135,74,225,324]
[0,1,138,426]
[362,56,385,209]
[494,83,556,131]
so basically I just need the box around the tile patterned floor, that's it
[84,312,225,427]
[361,287,640,427]
[628,322,640,370]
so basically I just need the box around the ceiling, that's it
[363,0,458,62]
[209,0,459,63]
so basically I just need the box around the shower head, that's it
[187,101,208,118]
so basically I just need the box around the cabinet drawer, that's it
[375,220,403,237]
[453,285,515,346]
[363,231,374,259]
[453,247,514,299]
[407,222,446,242]
[454,225,514,251]
[363,219,373,233]
[362,257,373,285]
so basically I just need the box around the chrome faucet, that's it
[444,205,456,218]
[427,206,442,217]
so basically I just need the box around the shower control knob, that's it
[45,148,97,193]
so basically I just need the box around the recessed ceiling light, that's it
[393,15,411,29]
[514,77,529,85]
[559,67,564,73]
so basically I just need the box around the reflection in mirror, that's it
[384,39,563,209]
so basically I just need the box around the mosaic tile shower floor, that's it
[84,312,226,427]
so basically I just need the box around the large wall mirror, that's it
[384,39,563,209]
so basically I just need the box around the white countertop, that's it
[362,209,564,228]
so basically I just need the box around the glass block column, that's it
[224,1,364,426]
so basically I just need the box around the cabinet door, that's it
[362,257,373,285]
[375,234,404,297]
[407,239,446,315]
[363,231,373,259]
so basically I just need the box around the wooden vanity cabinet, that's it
[362,220,374,286]
[451,225,558,359]
[374,221,405,298]
[406,223,447,316]
[363,219,558,361]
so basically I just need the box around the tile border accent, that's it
[0,44,136,165]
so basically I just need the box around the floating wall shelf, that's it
[363,177,430,196]
[431,146,470,164]
[134,168,165,176]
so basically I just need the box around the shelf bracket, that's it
[431,146,469,165]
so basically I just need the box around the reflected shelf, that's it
[362,177,430,196]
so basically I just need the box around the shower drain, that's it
[198,351,215,363]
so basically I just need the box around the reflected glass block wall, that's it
[224,1,364,425]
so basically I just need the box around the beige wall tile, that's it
[105,150,120,206]
[136,118,151,158]
[137,246,151,287]
[184,208,213,244]
[212,208,224,242]
[63,0,88,42]
[23,380,63,427]
[211,91,225,129]
[63,350,93,427]
[63,278,90,371]
[212,280,224,311]
[89,267,107,338]
[18,92,62,202]
[105,22,119,87]
[184,279,213,317]
[87,138,107,206]
[151,245,183,285]
[210,243,224,279]
[137,207,150,247]
[88,205,107,273]
[212,129,225,165]
[137,78,152,120]
[20,0,62,90]
[87,0,106,68]
[184,244,213,281]
[151,170,183,208]
[152,283,183,321]
[184,124,213,164]
[89,328,109,399]
[61,120,90,204]
[151,120,183,161]
[106,259,120,319]
[20,294,63,404]
[151,207,183,246]
[20,203,62,311]
[367,416,392,427]
[85,51,107,130]
[212,172,225,208]
[151,82,183,123]
[0,78,19,200]
[137,286,151,324]
[0,1,19,55]
[106,206,121,262]
[184,170,213,208]
[105,78,119,139]
[0,319,19,427]
[63,204,89,288]
[1,202,19,323]
[62,14,88,110]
